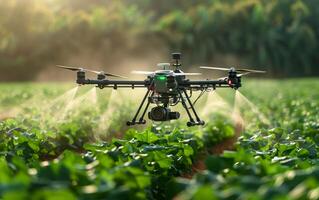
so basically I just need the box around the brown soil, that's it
[181,122,244,178]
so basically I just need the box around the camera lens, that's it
[169,112,180,120]
[148,106,168,121]
[148,106,180,121]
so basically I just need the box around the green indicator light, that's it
[157,76,166,81]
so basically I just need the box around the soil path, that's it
[182,122,244,178]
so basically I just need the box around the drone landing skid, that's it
[127,88,153,126]
[179,89,205,127]
[127,88,205,127]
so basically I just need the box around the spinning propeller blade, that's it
[200,66,266,73]
[56,65,82,71]
[132,70,201,76]
[131,70,154,75]
[102,72,127,79]
[237,72,251,77]
[174,72,202,76]
[200,66,230,71]
[218,72,251,80]
[236,68,266,73]
[57,65,127,78]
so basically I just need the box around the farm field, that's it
[0,79,318,199]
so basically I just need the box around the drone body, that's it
[58,53,265,127]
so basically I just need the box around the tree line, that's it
[0,0,318,80]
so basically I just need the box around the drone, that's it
[57,53,265,127]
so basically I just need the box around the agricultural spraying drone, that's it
[57,53,265,127]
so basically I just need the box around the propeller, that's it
[131,70,154,75]
[200,66,266,73]
[97,71,127,79]
[200,66,230,71]
[57,65,82,71]
[175,72,202,76]
[237,72,251,77]
[56,65,127,78]
[217,72,251,80]
[131,70,201,76]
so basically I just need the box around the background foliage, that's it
[0,0,319,81]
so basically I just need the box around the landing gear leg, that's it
[178,90,205,127]
[127,90,151,126]
[178,90,195,125]
[138,91,154,123]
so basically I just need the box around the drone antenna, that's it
[172,52,181,70]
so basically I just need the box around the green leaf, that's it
[135,131,159,143]
[152,151,173,169]
[183,145,194,157]
[192,185,217,200]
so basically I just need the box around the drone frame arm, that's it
[180,80,227,89]
[77,79,151,89]
[77,76,238,90]
[180,78,241,90]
